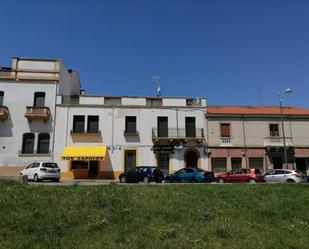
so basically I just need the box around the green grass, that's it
[0,181,309,249]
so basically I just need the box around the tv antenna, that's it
[257,88,263,106]
[152,75,161,96]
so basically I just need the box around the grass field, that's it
[0,180,309,249]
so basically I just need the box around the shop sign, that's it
[61,156,104,161]
[153,145,174,154]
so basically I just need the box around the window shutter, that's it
[220,124,231,137]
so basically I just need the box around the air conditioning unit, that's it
[174,142,183,150]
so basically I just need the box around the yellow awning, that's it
[61,146,107,161]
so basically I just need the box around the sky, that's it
[0,0,309,107]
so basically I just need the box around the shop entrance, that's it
[295,158,307,174]
[89,161,99,178]
[185,150,199,168]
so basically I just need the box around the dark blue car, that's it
[165,167,215,183]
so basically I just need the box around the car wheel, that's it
[143,176,150,183]
[286,179,295,183]
[249,179,256,184]
[54,178,60,182]
[218,178,224,183]
[120,176,126,183]
[33,174,39,182]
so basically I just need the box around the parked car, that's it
[216,168,264,183]
[165,167,215,183]
[119,166,164,183]
[20,162,61,182]
[264,169,306,183]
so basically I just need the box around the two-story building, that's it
[206,106,309,175]
[0,57,80,174]
[54,95,208,179]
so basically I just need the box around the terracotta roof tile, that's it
[207,106,309,115]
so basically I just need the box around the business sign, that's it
[153,145,174,154]
[61,156,104,161]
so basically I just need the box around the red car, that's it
[216,168,265,183]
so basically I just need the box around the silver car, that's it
[265,169,306,183]
[20,162,61,182]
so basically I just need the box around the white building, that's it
[0,57,208,178]
[0,57,80,174]
[55,95,207,179]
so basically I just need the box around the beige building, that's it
[206,106,309,175]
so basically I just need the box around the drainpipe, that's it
[241,115,247,167]
[111,107,115,152]
[51,82,59,162]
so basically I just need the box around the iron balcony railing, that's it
[152,128,204,139]
[263,137,293,147]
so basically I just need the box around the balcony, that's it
[25,107,50,122]
[0,106,9,121]
[264,137,293,147]
[70,129,101,136]
[152,128,204,142]
[220,137,233,146]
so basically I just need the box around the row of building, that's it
[1,57,309,178]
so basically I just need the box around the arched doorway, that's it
[185,149,200,168]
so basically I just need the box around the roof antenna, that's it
[152,75,161,96]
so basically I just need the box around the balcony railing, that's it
[152,128,204,141]
[25,106,50,122]
[0,106,9,121]
[263,137,293,147]
[70,129,101,135]
[220,137,233,146]
[0,69,15,79]
[0,68,59,81]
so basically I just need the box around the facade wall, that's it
[0,81,56,166]
[54,104,208,178]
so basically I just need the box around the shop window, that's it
[87,116,99,133]
[34,92,46,107]
[249,158,264,171]
[71,161,88,170]
[22,133,35,154]
[157,153,169,174]
[231,157,242,169]
[0,91,4,106]
[211,158,227,173]
[73,115,85,132]
[37,133,50,154]
[125,116,137,135]
[269,124,279,137]
[125,150,136,172]
[220,123,231,137]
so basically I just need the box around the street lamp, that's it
[278,88,292,169]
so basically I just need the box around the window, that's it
[157,117,168,137]
[220,123,231,137]
[73,115,85,132]
[185,117,196,137]
[249,158,264,171]
[157,153,169,174]
[0,91,4,106]
[211,158,227,173]
[34,92,46,107]
[146,98,162,107]
[231,157,242,169]
[37,133,50,154]
[71,161,88,170]
[87,116,99,133]
[125,150,136,172]
[269,124,279,137]
[125,116,137,134]
[22,133,35,154]
[105,97,121,106]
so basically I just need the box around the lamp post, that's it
[278,88,292,169]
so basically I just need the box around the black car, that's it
[119,166,164,183]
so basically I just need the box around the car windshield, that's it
[42,163,58,168]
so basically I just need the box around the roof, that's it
[207,106,309,116]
